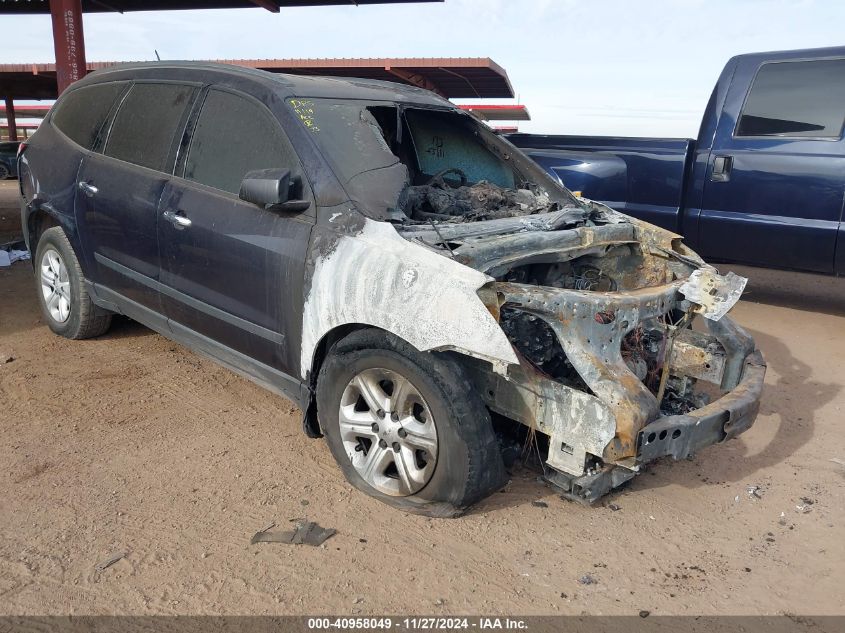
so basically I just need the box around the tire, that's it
[317,329,507,517]
[0,164,9,180]
[34,226,112,339]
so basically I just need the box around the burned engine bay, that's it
[301,98,764,501]
[398,198,766,503]
[399,175,559,223]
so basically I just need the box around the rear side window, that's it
[105,83,196,172]
[52,82,126,150]
[736,59,845,138]
[184,89,298,195]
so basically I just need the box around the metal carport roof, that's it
[0,57,515,100]
[0,0,441,13]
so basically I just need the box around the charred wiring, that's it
[399,170,560,223]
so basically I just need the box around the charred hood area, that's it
[399,178,559,223]
[399,198,758,494]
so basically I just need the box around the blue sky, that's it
[4,0,843,136]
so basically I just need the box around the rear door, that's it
[157,87,314,378]
[76,81,198,311]
[698,57,845,273]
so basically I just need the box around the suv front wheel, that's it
[34,226,112,339]
[317,330,507,517]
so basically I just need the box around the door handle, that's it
[78,181,98,197]
[711,155,733,182]
[162,209,192,229]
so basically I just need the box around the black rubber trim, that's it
[636,350,766,462]
[94,252,285,345]
[94,282,302,404]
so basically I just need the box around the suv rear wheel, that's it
[34,226,112,339]
[317,330,507,517]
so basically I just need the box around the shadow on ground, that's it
[724,264,845,317]
[623,322,840,498]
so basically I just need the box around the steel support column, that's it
[4,97,17,142]
[50,0,86,94]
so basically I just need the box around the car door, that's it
[76,81,199,311]
[698,57,845,273]
[158,87,314,379]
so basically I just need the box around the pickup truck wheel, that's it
[34,226,112,339]
[317,330,507,517]
[0,164,9,180]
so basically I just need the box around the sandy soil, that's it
[1,258,843,617]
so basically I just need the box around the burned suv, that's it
[19,62,765,516]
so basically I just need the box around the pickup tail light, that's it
[17,141,27,158]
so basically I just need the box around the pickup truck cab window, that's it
[185,89,299,195]
[736,59,845,138]
[51,82,127,150]
[105,82,197,172]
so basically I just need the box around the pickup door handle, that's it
[162,209,192,229]
[711,155,733,182]
[78,181,98,197]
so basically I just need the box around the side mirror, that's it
[239,168,311,212]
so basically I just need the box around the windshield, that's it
[288,97,578,222]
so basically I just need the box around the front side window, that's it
[184,89,297,195]
[52,82,126,150]
[736,59,845,138]
[105,83,196,171]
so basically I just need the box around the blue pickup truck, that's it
[508,46,845,275]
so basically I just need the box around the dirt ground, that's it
[1,255,844,616]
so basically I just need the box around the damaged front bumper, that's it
[546,347,765,503]
[463,268,767,504]
[635,349,765,463]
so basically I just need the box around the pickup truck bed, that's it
[509,45,845,276]
[510,135,694,233]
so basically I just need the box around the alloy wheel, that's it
[339,368,438,496]
[40,248,71,323]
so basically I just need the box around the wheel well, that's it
[302,323,393,438]
[28,209,59,251]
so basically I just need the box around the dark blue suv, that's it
[19,62,764,514]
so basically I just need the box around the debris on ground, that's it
[578,574,598,585]
[95,551,127,572]
[0,249,30,267]
[531,500,549,508]
[747,485,763,499]
[779,512,787,526]
[830,458,845,467]
[0,353,13,364]
[639,610,650,618]
[250,519,336,546]
[607,503,622,511]
[434,598,446,606]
